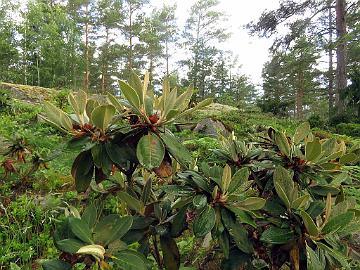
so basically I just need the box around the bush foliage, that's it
[27,71,360,269]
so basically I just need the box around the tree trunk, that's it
[84,2,89,92]
[128,3,133,71]
[335,0,347,113]
[328,2,334,116]
[193,13,201,98]
[36,54,40,86]
[149,56,154,86]
[101,28,109,93]
[296,72,304,119]
[165,39,169,76]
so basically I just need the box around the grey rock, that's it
[193,118,231,137]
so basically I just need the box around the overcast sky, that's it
[152,0,280,86]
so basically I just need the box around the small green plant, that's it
[42,71,360,270]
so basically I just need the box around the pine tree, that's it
[183,0,230,100]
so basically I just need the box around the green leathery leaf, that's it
[274,183,291,209]
[305,138,322,162]
[219,231,230,259]
[293,122,310,144]
[81,204,97,230]
[260,226,295,244]
[307,201,325,218]
[41,260,71,270]
[105,142,131,166]
[91,143,112,175]
[91,104,116,131]
[273,166,294,208]
[71,151,94,192]
[193,205,216,237]
[114,250,148,270]
[107,93,124,112]
[228,167,250,194]
[309,185,340,196]
[221,164,232,193]
[144,95,153,116]
[142,71,150,103]
[291,194,310,210]
[322,211,355,235]
[340,153,358,164]
[306,245,325,270]
[56,238,84,253]
[192,194,207,210]
[175,86,193,112]
[171,204,188,238]
[275,131,291,157]
[68,217,94,244]
[234,197,266,211]
[94,215,133,246]
[221,208,253,253]
[119,80,141,111]
[300,211,319,237]
[86,99,99,120]
[166,109,179,120]
[128,70,144,103]
[164,87,178,117]
[118,191,143,213]
[316,242,350,269]
[136,133,165,170]
[225,206,257,228]
[321,138,337,158]
[160,235,180,270]
[141,178,152,204]
[177,98,212,119]
[43,101,73,132]
[159,129,192,167]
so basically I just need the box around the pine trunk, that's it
[335,0,347,113]
[84,3,89,92]
[328,2,334,116]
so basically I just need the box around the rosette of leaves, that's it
[43,89,124,191]
[43,71,211,192]
[41,205,148,270]
[261,123,359,192]
[212,134,264,167]
[170,164,265,262]
[118,71,212,174]
[259,165,360,269]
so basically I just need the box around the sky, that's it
[152,0,280,86]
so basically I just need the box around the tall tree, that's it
[141,4,178,85]
[20,0,82,88]
[285,36,320,119]
[96,0,123,93]
[0,0,20,83]
[159,4,178,77]
[247,0,355,117]
[119,0,149,76]
[335,0,347,113]
[183,0,230,100]
[67,0,97,92]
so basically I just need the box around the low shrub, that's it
[336,123,360,137]
[329,112,358,126]
[307,113,326,129]
[38,72,360,270]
